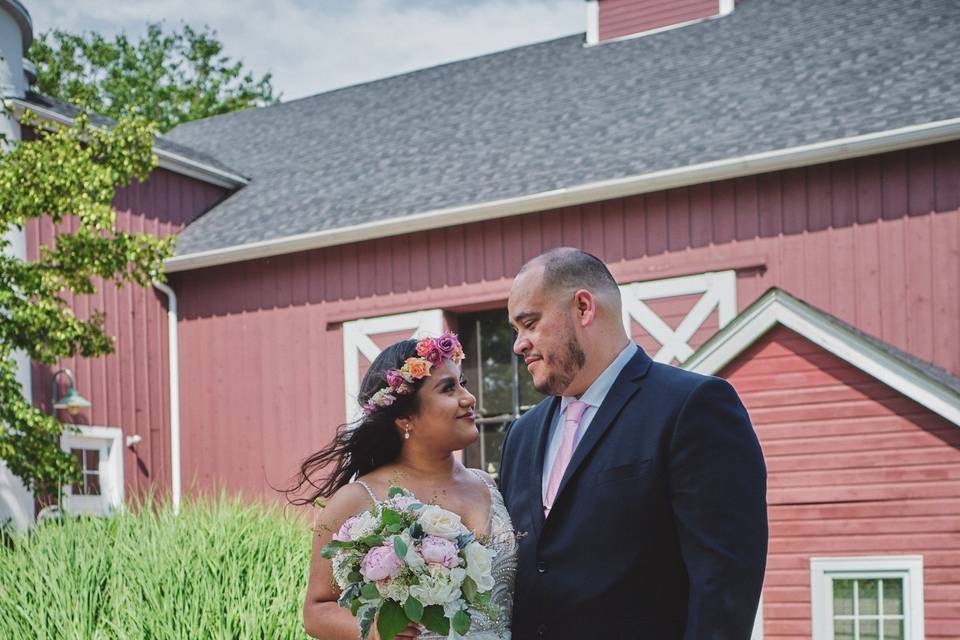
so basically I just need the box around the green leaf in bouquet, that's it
[320,539,352,558]
[452,609,472,636]
[455,532,476,549]
[348,570,363,583]
[393,536,409,560]
[403,596,424,622]
[421,605,451,635]
[408,502,424,511]
[377,599,411,640]
[388,486,406,499]
[359,534,384,547]
[461,575,479,603]
[351,598,363,616]
[358,603,377,640]
[381,508,403,526]
[385,523,405,534]
[338,583,361,609]
[409,522,425,539]
[361,583,381,601]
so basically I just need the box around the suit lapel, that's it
[551,348,653,511]
[528,396,559,538]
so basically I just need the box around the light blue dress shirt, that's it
[541,342,639,501]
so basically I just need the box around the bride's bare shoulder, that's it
[466,467,497,488]
[313,483,375,532]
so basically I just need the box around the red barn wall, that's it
[599,0,720,41]
[173,141,960,498]
[25,162,229,497]
[721,325,960,639]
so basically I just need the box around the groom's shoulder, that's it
[644,359,736,400]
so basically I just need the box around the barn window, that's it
[60,426,125,517]
[810,556,924,640]
[459,309,544,479]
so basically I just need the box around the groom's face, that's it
[508,268,586,396]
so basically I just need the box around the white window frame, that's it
[60,425,124,517]
[810,556,924,640]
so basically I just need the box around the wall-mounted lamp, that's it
[125,434,142,447]
[50,368,92,417]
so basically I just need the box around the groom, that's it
[498,248,767,639]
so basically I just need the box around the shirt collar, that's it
[560,342,639,413]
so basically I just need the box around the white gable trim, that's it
[683,289,960,426]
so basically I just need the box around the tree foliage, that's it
[0,109,174,496]
[29,23,278,132]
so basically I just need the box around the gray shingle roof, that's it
[165,0,960,256]
[21,92,247,179]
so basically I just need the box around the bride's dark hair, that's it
[286,338,422,505]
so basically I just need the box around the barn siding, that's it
[173,141,960,498]
[721,326,960,639]
[26,166,229,496]
[599,0,719,41]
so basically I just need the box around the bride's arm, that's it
[303,483,369,638]
[302,484,422,640]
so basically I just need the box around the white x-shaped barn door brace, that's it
[342,309,444,423]
[620,270,737,364]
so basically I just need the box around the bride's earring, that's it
[404,428,411,440]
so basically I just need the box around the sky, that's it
[26,0,585,101]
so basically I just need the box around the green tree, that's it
[29,23,278,132]
[0,109,174,498]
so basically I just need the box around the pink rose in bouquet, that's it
[419,535,460,568]
[361,544,404,581]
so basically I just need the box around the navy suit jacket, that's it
[498,347,767,639]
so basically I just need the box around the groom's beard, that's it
[535,334,587,396]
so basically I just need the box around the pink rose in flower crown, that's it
[419,535,460,568]
[434,333,461,361]
[361,544,404,581]
[385,369,405,389]
[416,338,444,366]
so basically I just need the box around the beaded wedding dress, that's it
[355,471,517,640]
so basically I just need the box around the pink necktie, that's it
[544,400,590,517]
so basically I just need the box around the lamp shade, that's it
[53,387,92,415]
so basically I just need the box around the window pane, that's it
[70,449,85,494]
[859,619,878,640]
[833,619,854,640]
[478,320,515,416]
[883,619,903,640]
[482,422,508,479]
[833,579,855,615]
[883,579,903,615]
[85,449,100,471]
[859,579,879,615]
[85,472,101,496]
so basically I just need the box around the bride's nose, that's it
[460,391,476,408]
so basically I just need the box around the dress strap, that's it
[469,468,496,490]
[353,480,379,507]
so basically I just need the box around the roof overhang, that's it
[9,98,249,189]
[165,116,960,273]
[682,288,960,427]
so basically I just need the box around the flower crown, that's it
[361,332,466,416]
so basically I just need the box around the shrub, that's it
[0,494,312,639]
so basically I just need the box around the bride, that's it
[293,334,516,640]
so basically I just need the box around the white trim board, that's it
[164,117,960,273]
[682,288,960,427]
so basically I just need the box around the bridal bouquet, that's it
[322,486,498,640]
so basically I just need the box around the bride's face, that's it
[407,358,478,451]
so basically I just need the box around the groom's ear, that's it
[573,289,597,327]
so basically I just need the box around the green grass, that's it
[0,494,312,639]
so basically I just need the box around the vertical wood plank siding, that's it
[25,166,229,496]
[599,0,719,41]
[722,326,960,639]
[173,142,960,499]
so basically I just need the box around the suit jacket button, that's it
[537,623,547,637]
[536,561,547,573]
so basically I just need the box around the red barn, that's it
[1,0,958,638]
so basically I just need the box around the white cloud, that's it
[25,0,584,100]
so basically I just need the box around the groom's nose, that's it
[513,333,531,355]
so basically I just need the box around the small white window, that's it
[60,426,124,516]
[811,556,924,640]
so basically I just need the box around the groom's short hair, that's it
[522,247,620,297]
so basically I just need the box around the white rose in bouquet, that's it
[463,541,496,592]
[417,505,465,540]
[409,565,467,607]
